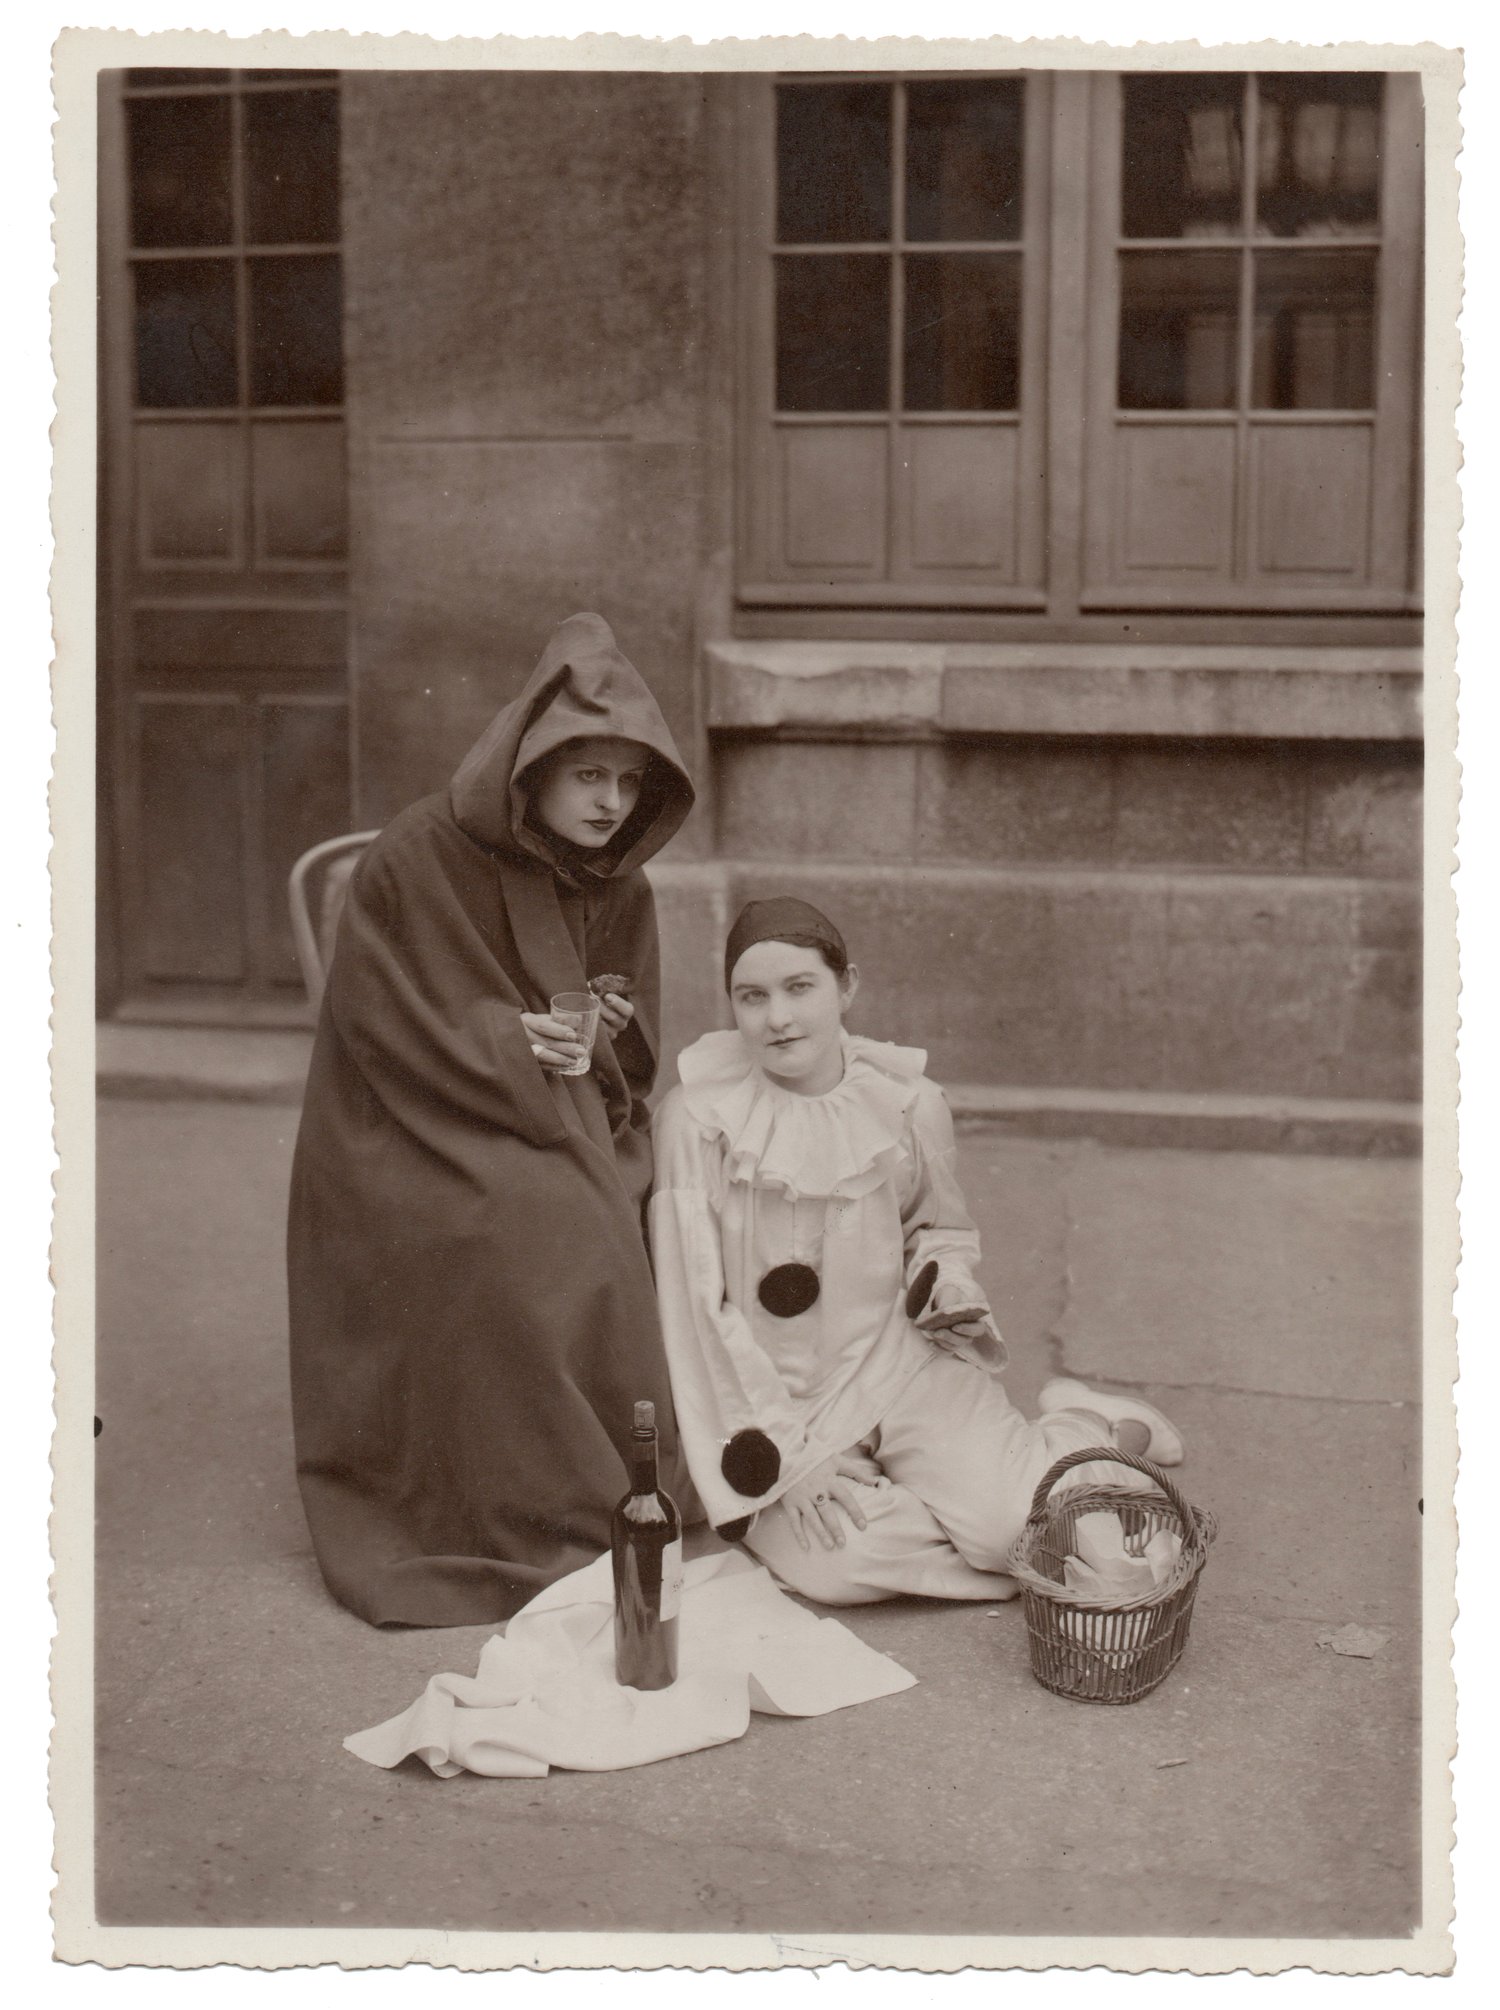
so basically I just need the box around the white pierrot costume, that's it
[648,1028,1007,1535]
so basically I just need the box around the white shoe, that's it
[1038,1378,1185,1467]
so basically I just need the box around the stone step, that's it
[97,1023,314,1105]
[95,1021,1417,1155]
[947,1082,1419,1157]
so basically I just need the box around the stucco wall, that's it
[341,70,719,828]
[335,72,1420,1119]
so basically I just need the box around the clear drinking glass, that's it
[549,992,602,1077]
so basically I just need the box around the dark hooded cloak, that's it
[287,614,695,1627]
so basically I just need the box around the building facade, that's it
[97,66,1424,1122]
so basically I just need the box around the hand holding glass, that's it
[548,992,603,1076]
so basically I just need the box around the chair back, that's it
[287,830,380,1010]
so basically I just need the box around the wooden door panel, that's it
[133,603,347,670]
[1251,424,1372,582]
[1116,424,1237,577]
[251,419,347,564]
[900,424,1019,575]
[776,423,888,573]
[135,421,243,566]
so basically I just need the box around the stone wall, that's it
[336,73,1422,1125]
[681,645,1423,1110]
[716,737,1420,880]
[341,70,716,829]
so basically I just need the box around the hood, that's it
[449,613,695,875]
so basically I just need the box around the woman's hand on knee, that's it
[520,1012,587,1072]
[780,1457,870,1553]
[833,1445,883,1486]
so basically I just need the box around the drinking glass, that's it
[549,992,602,1077]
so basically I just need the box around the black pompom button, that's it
[721,1427,781,1498]
[757,1262,821,1318]
[716,1516,752,1543]
[904,1258,939,1321]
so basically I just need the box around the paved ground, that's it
[93,1098,1423,1942]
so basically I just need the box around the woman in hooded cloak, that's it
[288,614,694,1627]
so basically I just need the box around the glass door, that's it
[99,67,352,1019]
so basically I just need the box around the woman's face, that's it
[529,737,650,849]
[729,939,857,1096]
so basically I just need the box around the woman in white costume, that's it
[648,897,1185,1606]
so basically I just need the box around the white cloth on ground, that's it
[343,1548,916,1778]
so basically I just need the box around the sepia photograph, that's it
[48,15,1461,1976]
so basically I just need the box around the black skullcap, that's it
[724,897,848,994]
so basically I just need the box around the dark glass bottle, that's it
[611,1400,682,1690]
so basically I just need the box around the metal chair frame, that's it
[287,830,380,1010]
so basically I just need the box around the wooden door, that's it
[98,67,351,1022]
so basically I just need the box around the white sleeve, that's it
[649,1097,827,1530]
[899,1080,1008,1373]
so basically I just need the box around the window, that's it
[1082,71,1421,608]
[737,69,1422,622]
[122,69,346,576]
[738,74,1050,605]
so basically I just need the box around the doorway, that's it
[98,67,351,1023]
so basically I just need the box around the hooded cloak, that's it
[288,615,695,1627]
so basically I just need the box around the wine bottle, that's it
[611,1399,682,1690]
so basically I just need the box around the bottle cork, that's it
[633,1400,655,1433]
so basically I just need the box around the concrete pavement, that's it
[92,1098,1423,1941]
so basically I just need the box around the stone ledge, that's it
[94,1019,1418,1157]
[706,640,1422,743]
[945,1083,1420,1158]
[97,1024,314,1106]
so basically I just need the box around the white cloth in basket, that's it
[1062,1510,1182,1601]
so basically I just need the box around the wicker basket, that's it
[1006,1447,1217,1704]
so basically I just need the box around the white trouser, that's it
[742,1349,1115,1606]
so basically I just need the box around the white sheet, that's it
[345,1548,917,1778]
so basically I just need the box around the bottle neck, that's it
[630,1432,659,1496]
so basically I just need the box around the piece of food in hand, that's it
[588,972,634,1000]
[904,1259,939,1321]
[918,1300,988,1331]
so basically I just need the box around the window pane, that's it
[1255,73,1383,238]
[1118,251,1240,409]
[905,79,1023,242]
[244,89,341,244]
[248,254,344,405]
[126,69,231,85]
[904,253,1020,410]
[1122,74,1245,239]
[1251,249,1376,408]
[134,258,238,407]
[775,255,889,411]
[776,83,891,244]
[127,94,232,248]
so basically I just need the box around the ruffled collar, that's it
[676,1029,928,1201]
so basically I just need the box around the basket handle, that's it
[1026,1446,1205,1553]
